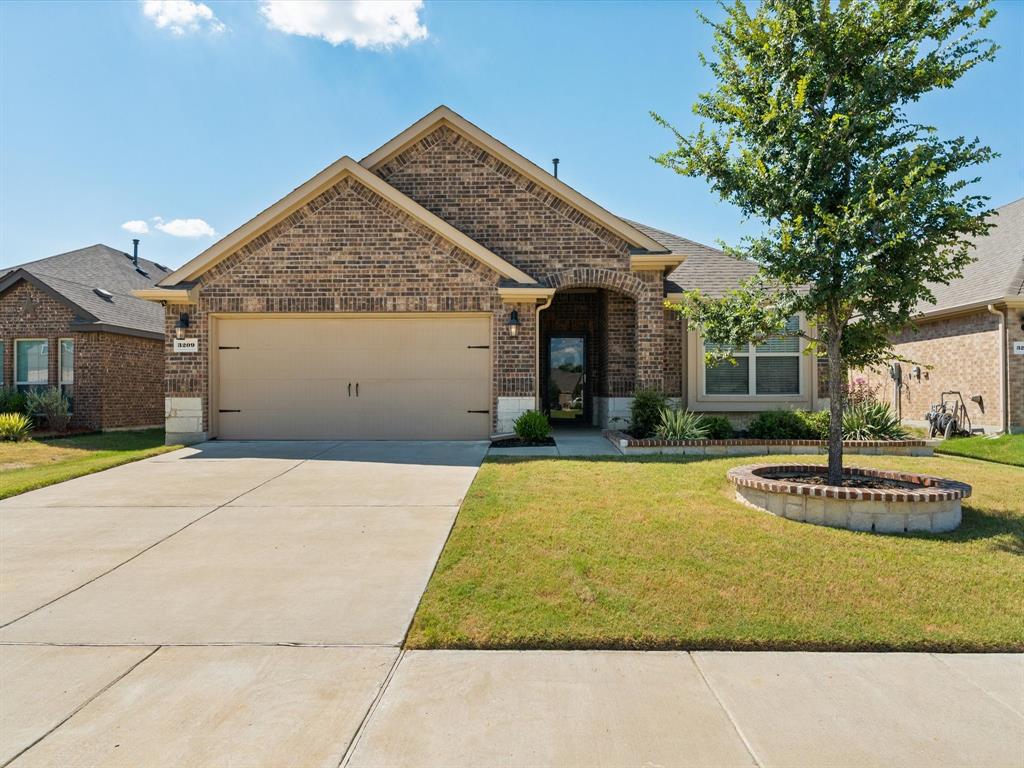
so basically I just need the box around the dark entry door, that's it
[548,336,586,422]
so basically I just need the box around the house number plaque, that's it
[174,338,199,353]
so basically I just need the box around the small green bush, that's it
[0,388,28,416]
[655,408,709,440]
[797,409,831,440]
[748,409,815,440]
[514,410,551,441]
[0,412,33,441]
[843,401,909,441]
[701,415,734,440]
[630,389,668,438]
[25,387,71,433]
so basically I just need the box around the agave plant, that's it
[655,408,709,440]
[842,401,909,441]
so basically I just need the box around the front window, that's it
[704,316,801,396]
[15,339,48,393]
[59,338,74,409]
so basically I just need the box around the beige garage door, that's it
[215,315,491,440]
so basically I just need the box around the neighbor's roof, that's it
[0,244,167,337]
[626,220,758,297]
[918,197,1024,316]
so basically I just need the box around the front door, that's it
[547,336,586,423]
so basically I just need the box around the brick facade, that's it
[0,281,163,430]
[163,126,680,437]
[857,309,1019,433]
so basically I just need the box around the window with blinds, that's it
[704,315,801,396]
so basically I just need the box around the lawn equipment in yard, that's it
[925,391,974,439]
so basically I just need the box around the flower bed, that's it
[603,430,934,457]
[727,463,970,533]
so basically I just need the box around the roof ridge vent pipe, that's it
[552,158,559,179]
[132,238,140,267]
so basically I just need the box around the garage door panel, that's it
[215,316,492,440]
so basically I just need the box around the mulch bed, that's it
[491,436,557,448]
[772,472,920,491]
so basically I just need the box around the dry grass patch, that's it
[408,453,1023,652]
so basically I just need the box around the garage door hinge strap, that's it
[219,409,241,413]
[466,345,490,349]
[218,346,240,350]
[467,410,490,414]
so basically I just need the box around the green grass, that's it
[935,434,1024,467]
[0,429,181,499]
[409,453,1024,652]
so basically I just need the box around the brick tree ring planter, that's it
[727,464,971,534]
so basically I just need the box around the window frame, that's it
[59,337,74,410]
[699,316,806,399]
[14,338,49,393]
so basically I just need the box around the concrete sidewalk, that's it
[343,650,1023,768]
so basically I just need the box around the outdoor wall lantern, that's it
[174,312,190,340]
[506,309,520,338]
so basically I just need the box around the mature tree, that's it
[654,0,998,483]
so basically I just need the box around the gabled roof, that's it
[361,106,670,254]
[917,197,1024,316]
[155,156,536,288]
[629,220,758,297]
[1,244,166,337]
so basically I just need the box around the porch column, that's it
[634,270,665,392]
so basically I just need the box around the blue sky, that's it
[2,0,1022,270]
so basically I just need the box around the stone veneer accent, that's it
[605,431,935,457]
[727,464,970,533]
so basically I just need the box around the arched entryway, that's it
[539,269,645,427]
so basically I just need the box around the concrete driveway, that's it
[0,440,486,766]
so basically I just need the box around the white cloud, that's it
[121,220,150,235]
[152,216,216,238]
[142,0,226,35]
[260,0,427,49]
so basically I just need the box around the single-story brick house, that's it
[136,106,827,443]
[1,243,166,431]
[859,197,1024,434]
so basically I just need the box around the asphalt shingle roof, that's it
[624,219,759,297]
[1,244,167,336]
[918,197,1024,315]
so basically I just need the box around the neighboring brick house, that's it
[1,243,166,431]
[135,106,823,443]
[857,197,1024,434]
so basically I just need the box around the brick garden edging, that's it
[603,430,934,457]
[727,463,970,534]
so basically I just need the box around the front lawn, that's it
[936,434,1024,467]
[0,429,181,499]
[409,453,1024,652]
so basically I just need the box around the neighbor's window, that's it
[15,339,48,393]
[704,316,801,396]
[59,338,74,408]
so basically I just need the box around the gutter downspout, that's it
[534,295,555,412]
[986,304,1009,434]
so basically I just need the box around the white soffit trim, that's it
[360,106,669,254]
[159,156,536,286]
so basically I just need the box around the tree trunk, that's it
[826,326,845,485]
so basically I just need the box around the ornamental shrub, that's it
[0,387,28,416]
[701,415,734,440]
[513,410,551,442]
[655,408,709,440]
[0,412,33,441]
[843,401,909,441]
[25,387,71,433]
[629,389,668,438]
[748,409,814,440]
[797,409,830,440]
